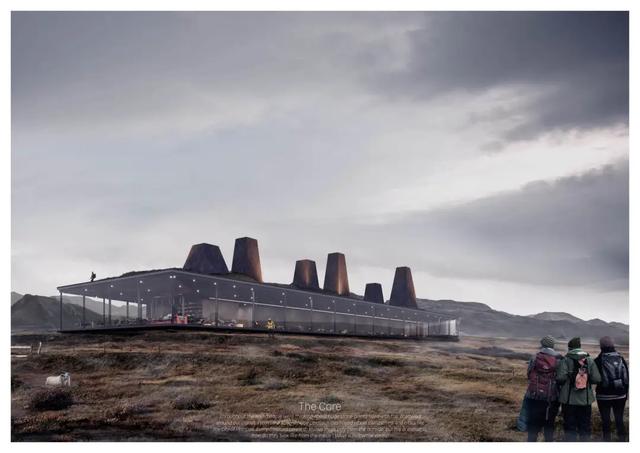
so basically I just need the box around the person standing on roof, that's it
[594,336,628,441]
[556,337,601,441]
[90,272,96,282]
[524,335,562,441]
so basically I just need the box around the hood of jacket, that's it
[566,349,589,360]
[539,347,562,357]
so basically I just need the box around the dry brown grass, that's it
[11,331,629,441]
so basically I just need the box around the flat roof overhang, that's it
[58,269,181,302]
[57,269,457,323]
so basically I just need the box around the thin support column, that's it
[250,289,255,328]
[102,297,106,326]
[352,304,356,335]
[403,311,407,338]
[282,292,287,330]
[332,300,336,334]
[136,284,141,322]
[126,301,129,321]
[214,283,219,327]
[170,297,175,324]
[82,295,86,328]
[108,298,112,326]
[59,291,63,331]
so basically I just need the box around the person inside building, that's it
[266,318,276,338]
[594,336,629,441]
[525,335,562,441]
[556,337,601,441]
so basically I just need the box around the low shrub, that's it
[343,366,365,376]
[104,401,147,421]
[28,388,73,411]
[285,352,318,363]
[239,367,261,386]
[172,394,210,410]
[11,375,24,391]
[260,378,291,390]
[320,394,342,405]
[366,357,404,367]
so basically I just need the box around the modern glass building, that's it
[57,269,459,339]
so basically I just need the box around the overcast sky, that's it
[11,12,629,322]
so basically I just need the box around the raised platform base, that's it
[59,324,459,341]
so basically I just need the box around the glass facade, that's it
[334,313,356,335]
[254,305,286,330]
[355,316,374,336]
[58,270,459,339]
[284,308,311,332]
[311,311,334,334]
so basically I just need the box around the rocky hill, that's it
[528,311,584,323]
[11,294,104,332]
[418,299,628,344]
[53,294,130,319]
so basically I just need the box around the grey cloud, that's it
[373,12,628,142]
[12,12,627,143]
[11,12,416,136]
[347,160,628,290]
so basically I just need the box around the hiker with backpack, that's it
[594,336,628,441]
[524,335,562,441]
[556,337,602,441]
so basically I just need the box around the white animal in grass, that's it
[45,372,71,387]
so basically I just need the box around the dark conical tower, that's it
[183,243,229,274]
[293,259,320,290]
[364,283,384,304]
[231,237,263,282]
[323,252,350,296]
[389,266,417,308]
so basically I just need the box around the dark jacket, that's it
[594,348,628,400]
[556,349,601,405]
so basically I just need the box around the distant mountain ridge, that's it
[11,292,23,305]
[527,311,624,330]
[53,294,131,319]
[11,294,103,332]
[418,299,628,344]
[528,311,584,323]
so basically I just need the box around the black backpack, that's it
[600,352,628,390]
